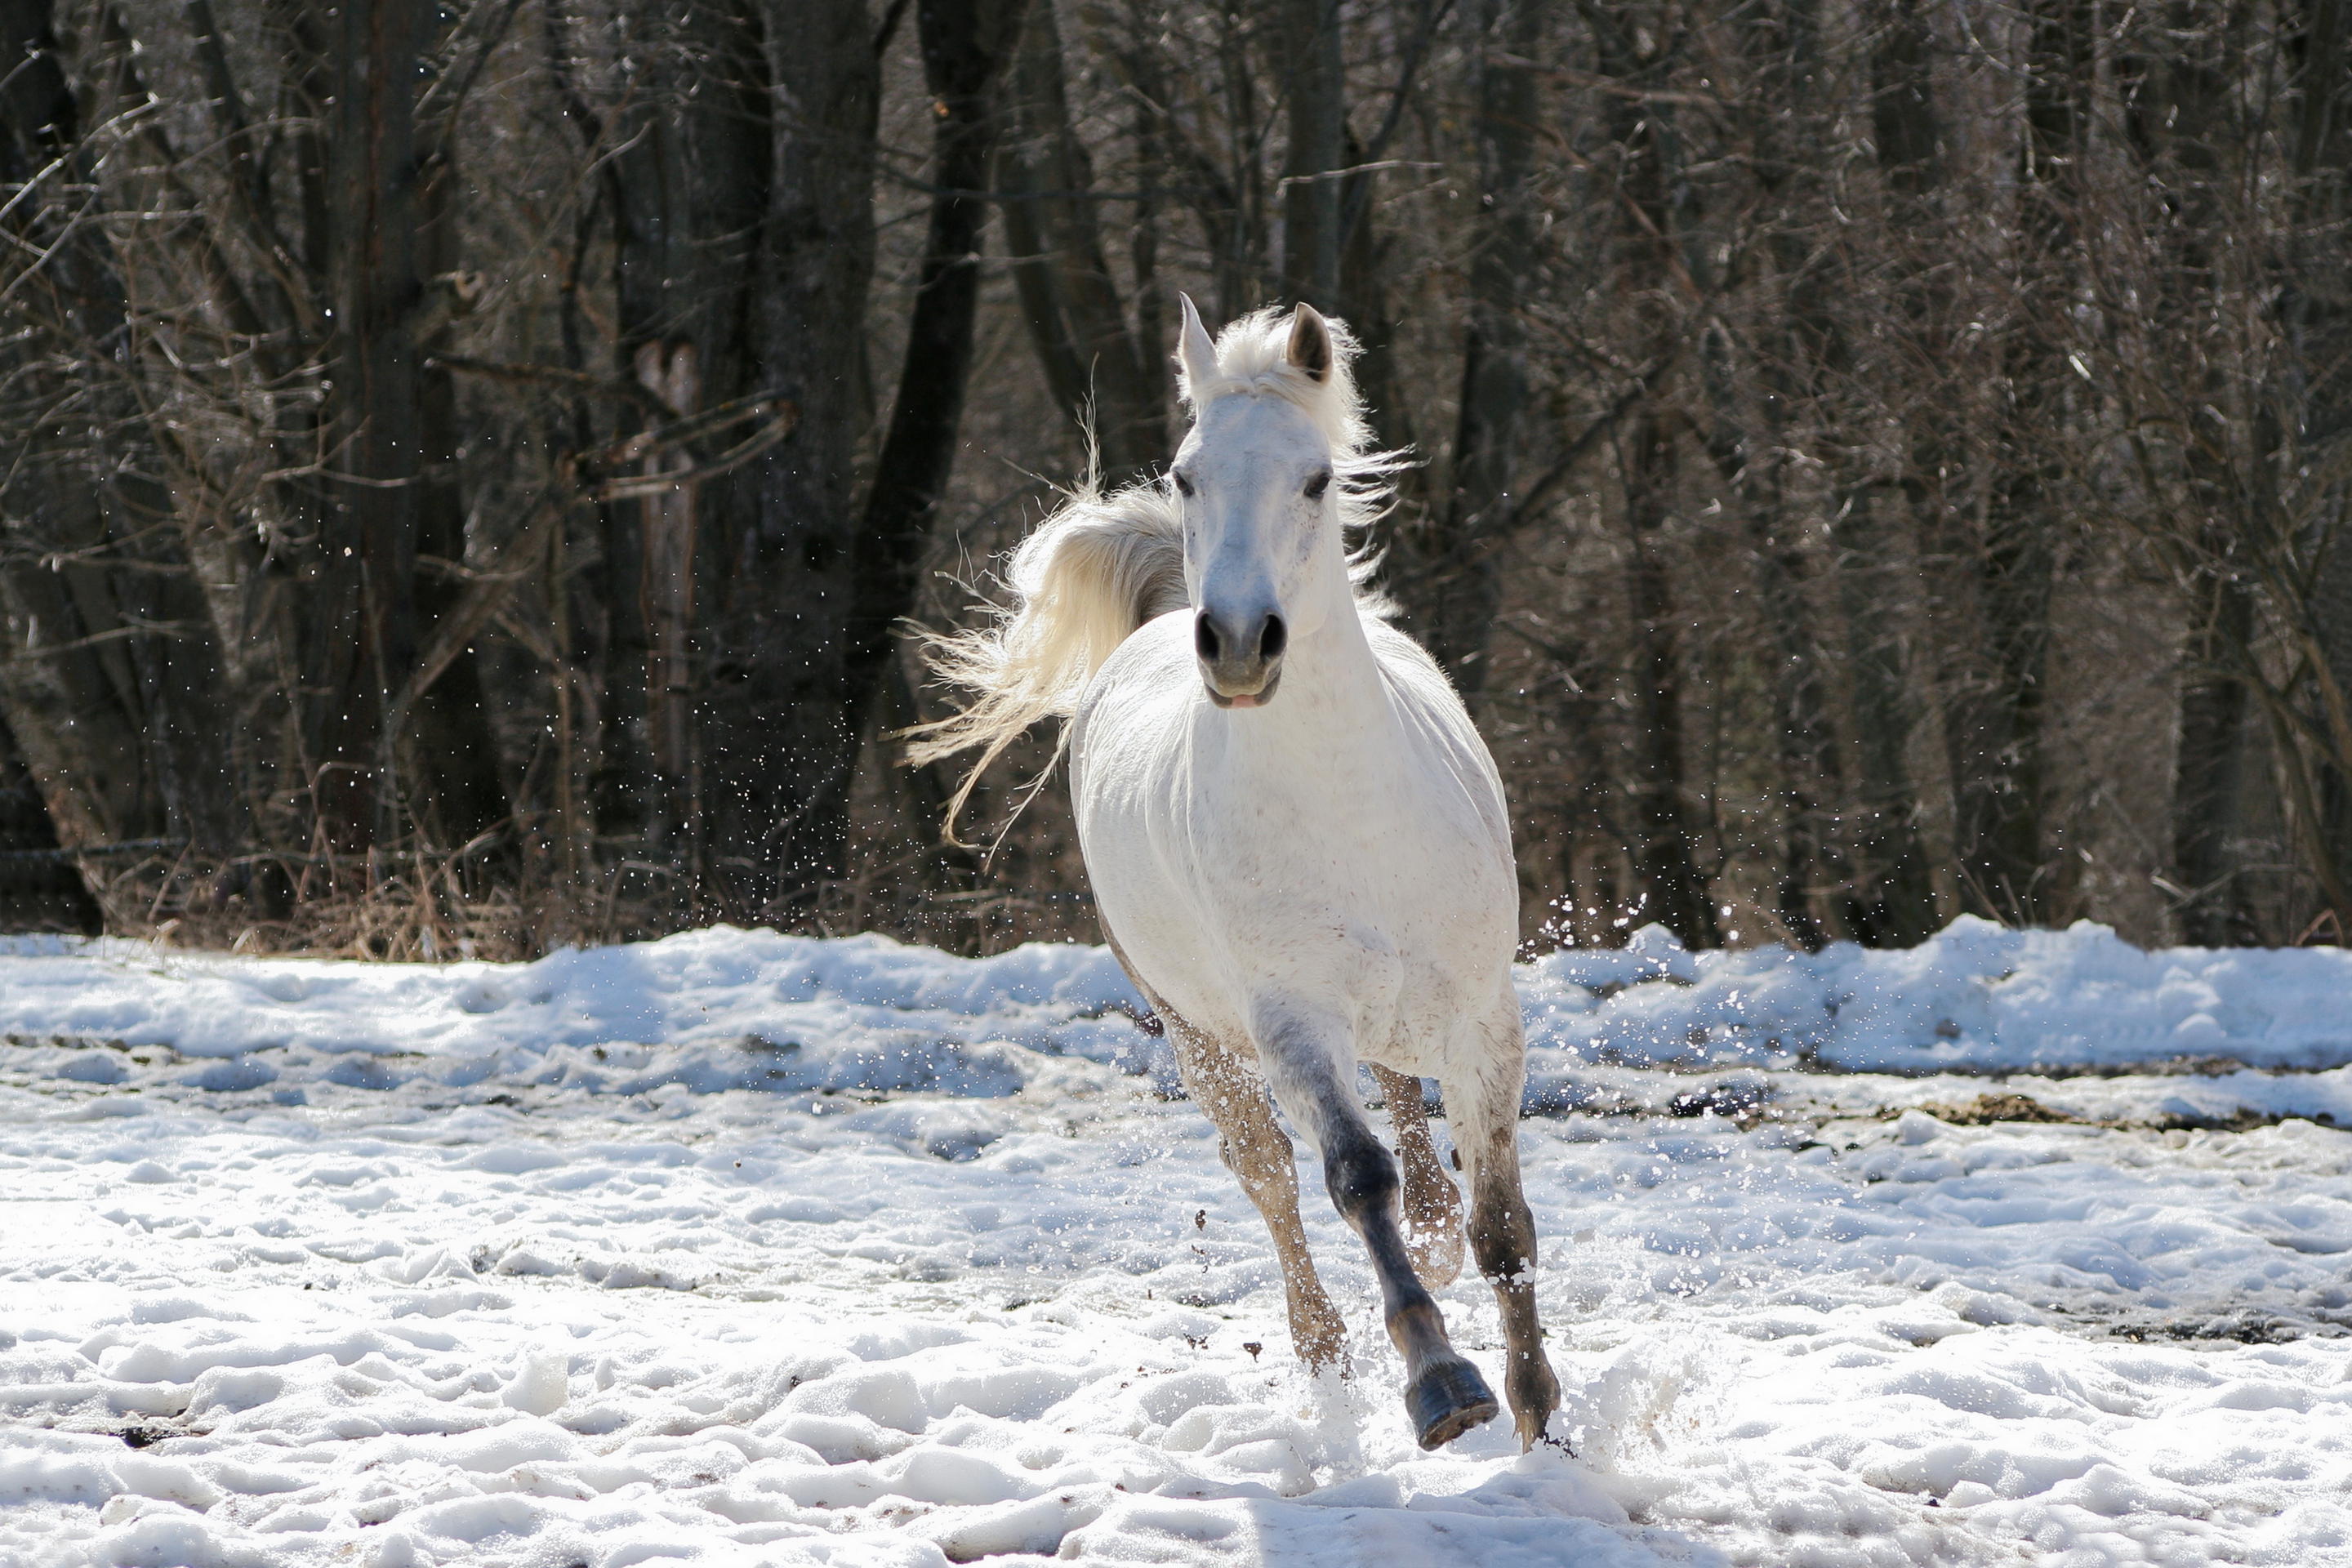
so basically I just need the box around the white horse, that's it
[915,298,1559,1450]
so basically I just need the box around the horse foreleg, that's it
[1263,1020,1499,1450]
[1370,1065,1464,1289]
[1166,1018,1348,1372]
[1446,1027,1562,1450]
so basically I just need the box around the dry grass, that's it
[69,763,1104,963]
[82,849,580,962]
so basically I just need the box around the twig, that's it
[427,353,679,419]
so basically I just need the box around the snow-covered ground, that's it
[2,920,2348,1566]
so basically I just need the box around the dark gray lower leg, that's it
[1323,1120,1499,1449]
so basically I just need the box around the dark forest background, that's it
[2,0,2349,960]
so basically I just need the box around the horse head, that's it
[1169,296,1353,711]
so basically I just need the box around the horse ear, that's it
[1178,294,1218,395]
[1286,303,1333,384]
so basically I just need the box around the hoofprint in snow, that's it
[0,920,2345,1566]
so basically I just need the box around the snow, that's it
[1520,914,2352,1072]
[2,918,2349,1566]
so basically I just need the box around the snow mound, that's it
[0,927,1157,1104]
[2,917,2349,1118]
[1521,915,2352,1077]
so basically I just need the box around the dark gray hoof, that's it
[1407,1357,1499,1450]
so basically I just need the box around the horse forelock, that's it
[1183,305,1367,453]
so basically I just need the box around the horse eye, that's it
[1303,470,1331,500]
[1172,471,1194,497]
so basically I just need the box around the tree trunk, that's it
[1276,0,1343,309]
[308,0,427,854]
[1784,2,1944,937]
[1828,488,1943,947]
[2286,0,2352,920]
[1336,129,1410,462]
[1621,415,1722,948]
[1697,0,1845,947]
[1577,5,1719,947]
[1699,313,1840,951]
[1845,0,1959,944]
[606,0,774,875]
[847,0,1030,734]
[1934,0,2088,928]
[1126,3,1169,446]
[2120,6,2260,943]
[0,714,100,933]
[998,0,1162,477]
[1396,0,1541,702]
[2173,572,2257,943]
[405,65,512,854]
[695,0,876,919]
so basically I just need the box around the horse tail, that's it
[905,479,1187,837]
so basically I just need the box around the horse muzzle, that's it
[1195,607,1285,709]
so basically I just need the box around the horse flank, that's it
[906,305,1400,831]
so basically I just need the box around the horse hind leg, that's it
[1445,1023,1562,1449]
[1370,1065,1464,1289]
[1165,1015,1348,1371]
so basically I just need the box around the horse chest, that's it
[1076,670,1506,1050]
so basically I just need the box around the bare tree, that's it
[1396,0,1540,701]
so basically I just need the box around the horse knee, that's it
[1321,1130,1399,1226]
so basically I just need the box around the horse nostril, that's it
[1195,610,1221,662]
[1258,615,1286,662]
